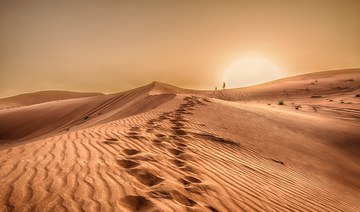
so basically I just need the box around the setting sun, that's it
[223,57,283,88]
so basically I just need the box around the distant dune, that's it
[0,69,359,211]
[0,90,103,109]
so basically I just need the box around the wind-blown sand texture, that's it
[0,69,360,211]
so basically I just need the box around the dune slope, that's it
[0,70,360,211]
[0,91,103,109]
[0,83,174,144]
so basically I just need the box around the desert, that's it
[1,1,360,211]
[1,69,360,211]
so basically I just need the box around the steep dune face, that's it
[0,84,174,144]
[0,70,360,211]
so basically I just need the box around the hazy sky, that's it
[1,0,360,97]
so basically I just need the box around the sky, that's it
[1,0,360,97]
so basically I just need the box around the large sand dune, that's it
[0,69,360,211]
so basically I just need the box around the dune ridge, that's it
[0,69,360,211]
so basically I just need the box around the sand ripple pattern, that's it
[0,95,359,211]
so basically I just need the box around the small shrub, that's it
[312,106,318,112]
[356,94,360,97]
[278,100,284,105]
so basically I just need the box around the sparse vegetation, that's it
[312,106,318,112]
[356,94,360,97]
[278,100,284,105]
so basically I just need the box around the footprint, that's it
[170,159,186,167]
[173,129,187,136]
[179,178,191,186]
[174,142,187,148]
[123,149,141,156]
[148,190,172,199]
[175,109,187,113]
[175,153,194,161]
[170,119,184,124]
[185,186,203,194]
[120,195,154,211]
[207,206,220,212]
[117,159,140,169]
[146,119,156,125]
[152,139,163,146]
[155,133,166,138]
[128,169,164,186]
[156,115,168,121]
[195,100,206,105]
[168,148,184,156]
[171,190,197,207]
[184,176,202,183]
[180,165,198,174]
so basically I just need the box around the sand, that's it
[0,69,360,211]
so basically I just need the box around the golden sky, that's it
[1,0,360,97]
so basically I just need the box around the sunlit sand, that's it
[1,69,359,211]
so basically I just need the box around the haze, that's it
[1,0,360,97]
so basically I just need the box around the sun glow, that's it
[223,57,284,88]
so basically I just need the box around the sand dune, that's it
[0,91,102,110]
[0,69,360,211]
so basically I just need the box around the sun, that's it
[223,57,283,88]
